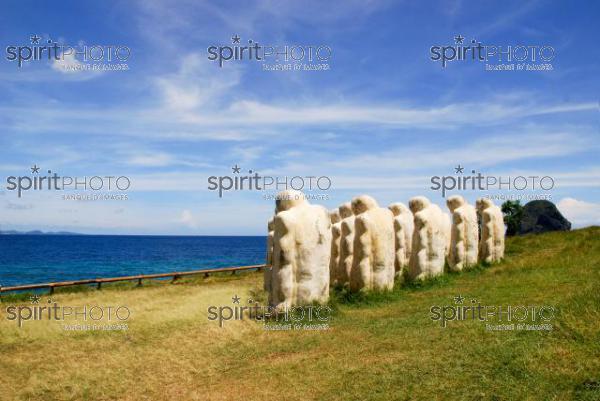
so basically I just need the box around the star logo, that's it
[232,164,241,174]
[471,298,478,304]
[231,34,241,44]
[30,34,41,45]
[232,294,241,304]
[30,294,41,304]
[31,165,40,174]
[453,294,465,304]
[454,164,464,174]
[454,35,464,44]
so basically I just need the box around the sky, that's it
[0,0,598,235]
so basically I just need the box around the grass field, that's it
[1,227,599,401]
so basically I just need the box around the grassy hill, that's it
[1,227,599,401]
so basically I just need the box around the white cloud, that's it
[126,172,209,191]
[124,154,215,170]
[557,197,600,228]
[178,209,198,229]
[224,99,594,127]
[51,52,103,80]
[154,53,240,113]
[230,145,264,165]
[133,0,391,50]
[553,169,600,188]
[51,52,83,73]
[0,193,169,233]
[278,131,597,175]
[4,94,595,140]
[0,189,271,235]
[128,152,174,167]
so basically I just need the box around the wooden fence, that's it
[0,264,267,294]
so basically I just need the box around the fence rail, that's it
[0,264,267,294]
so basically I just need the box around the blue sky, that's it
[0,0,598,235]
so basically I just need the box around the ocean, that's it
[0,235,267,287]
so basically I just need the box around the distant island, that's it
[0,230,84,235]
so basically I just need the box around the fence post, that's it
[0,265,261,294]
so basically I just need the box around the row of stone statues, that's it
[264,190,505,311]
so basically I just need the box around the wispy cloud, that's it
[557,198,600,228]
[1,91,596,141]
[127,152,175,167]
[154,54,241,113]
[278,130,598,175]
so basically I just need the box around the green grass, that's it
[0,227,599,401]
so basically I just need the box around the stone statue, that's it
[338,202,355,286]
[446,195,479,271]
[408,196,448,280]
[349,195,395,292]
[329,209,342,286]
[388,202,413,279]
[476,198,505,263]
[270,190,332,310]
[264,217,275,303]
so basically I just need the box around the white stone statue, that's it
[476,198,505,263]
[443,211,452,257]
[349,195,395,292]
[446,195,479,271]
[338,202,355,286]
[264,217,275,302]
[270,190,332,310]
[388,202,413,279]
[329,209,342,286]
[408,196,448,280]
